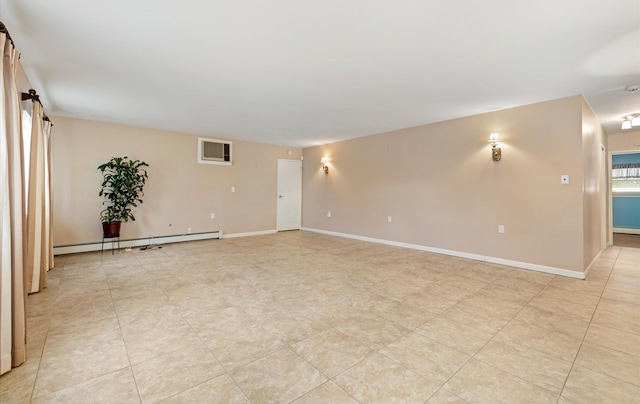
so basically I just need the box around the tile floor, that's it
[1,231,639,403]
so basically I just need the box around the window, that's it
[612,158,640,194]
[612,177,640,193]
[198,138,232,165]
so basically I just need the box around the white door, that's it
[277,159,302,231]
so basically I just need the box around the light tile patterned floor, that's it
[1,231,639,403]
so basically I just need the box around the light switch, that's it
[561,175,569,184]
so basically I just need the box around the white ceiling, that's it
[2,0,639,147]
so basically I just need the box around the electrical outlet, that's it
[187,227,192,234]
[231,186,235,192]
[387,216,392,223]
[210,213,215,219]
[498,225,505,234]
[327,211,332,218]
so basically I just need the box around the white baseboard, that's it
[302,227,485,260]
[53,230,222,255]
[222,229,278,239]
[582,249,603,279]
[613,227,640,235]
[485,256,585,280]
[301,227,586,279]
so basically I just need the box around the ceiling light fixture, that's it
[625,85,640,94]
[622,114,640,130]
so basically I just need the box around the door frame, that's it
[608,150,640,244]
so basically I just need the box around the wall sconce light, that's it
[488,132,501,161]
[321,157,329,174]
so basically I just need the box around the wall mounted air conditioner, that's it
[198,138,232,165]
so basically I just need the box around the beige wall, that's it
[52,117,301,245]
[302,96,600,273]
[52,96,607,272]
[607,130,640,153]
[581,98,606,263]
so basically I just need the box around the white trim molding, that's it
[222,229,278,239]
[582,249,603,279]
[301,227,587,280]
[613,227,640,235]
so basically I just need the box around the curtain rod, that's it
[21,89,52,125]
[22,89,40,103]
[2,23,51,125]
[0,21,15,47]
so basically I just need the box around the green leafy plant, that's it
[98,157,149,223]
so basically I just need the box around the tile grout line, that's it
[51,258,144,400]
[131,246,243,403]
[27,261,64,403]
[418,270,560,402]
[556,246,622,401]
[158,253,257,404]
[350,262,554,402]
[109,258,144,404]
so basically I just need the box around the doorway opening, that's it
[610,151,640,248]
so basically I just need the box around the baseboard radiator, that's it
[53,230,222,255]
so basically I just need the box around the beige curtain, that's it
[0,26,27,375]
[26,101,50,293]
[45,119,53,270]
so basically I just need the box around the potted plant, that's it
[98,156,149,237]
